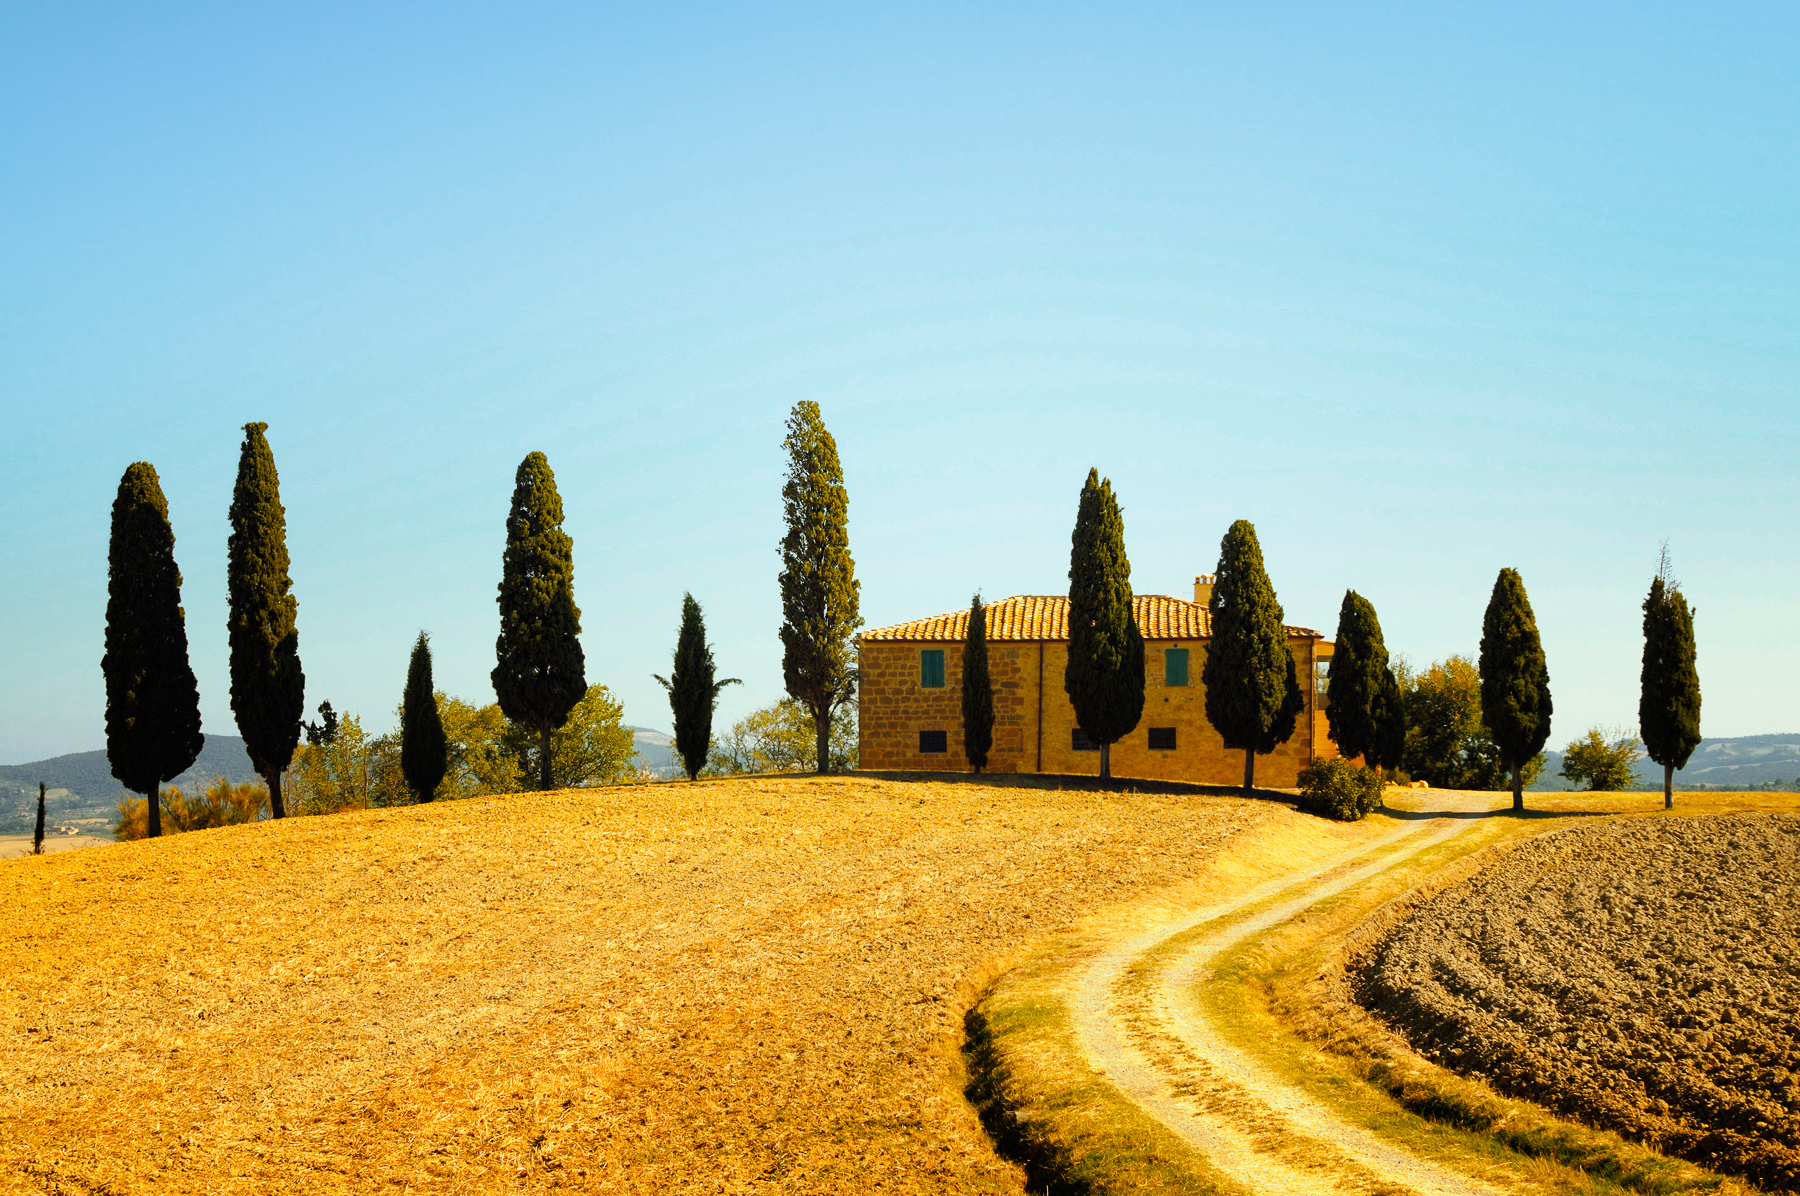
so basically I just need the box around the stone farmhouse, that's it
[856,576,1342,786]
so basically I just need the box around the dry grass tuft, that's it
[1,774,1274,1194]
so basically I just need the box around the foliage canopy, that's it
[654,594,740,781]
[961,593,995,773]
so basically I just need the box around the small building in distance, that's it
[856,576,1342,786]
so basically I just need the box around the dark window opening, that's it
[921,650,946,688]
[1148,727,1177,751]
[1071,726,1099,752]
[919,729,948,753]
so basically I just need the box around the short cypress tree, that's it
[1202,519,1303,793]
[1373,665,1405,775]
[778,402,862,774]
[1640,550,1701,810]
[492,452,587,791]
[1065,469,1144,781]
[1479,567,1553,813]
[33,783,46,855]
[228,424,304,819]
[962,593,995,773]
[104,461,205,838]
[401,632,448,803]
[1326,590,1391,771]
[654,593,741,781]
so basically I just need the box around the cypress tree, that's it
[962,593,995,773]
[1202,519,1303,793]
[1640,550,1701,811]
[492,451,587,791]
[654,593,741,781]
[1065,469,1145,781]
[401,632,449,803]
[228,424,304,819]
[778,401,862,775]
[33,783,46,855]
[104,461,205,838]
[1326,590,1391,771]
[1478,567,1553,813]
[1373,665,1405,776]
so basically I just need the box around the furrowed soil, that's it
[0,774,1277,1195]
[1355,813,1800,1193]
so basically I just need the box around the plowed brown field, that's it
[0,774,1273,1194]
[1355,813,1800,1193]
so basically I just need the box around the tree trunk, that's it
[1664,761,1674,810]
[146,784,161,837]
[815,705,831,775]
[34,782,47,854]
[1511,761,1524,813]
[267,767,285,820]
[1243,749,1255,795]
[540,725,554,790]
[1099,742,1111,781]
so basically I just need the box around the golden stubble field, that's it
[0,774,1279,1194]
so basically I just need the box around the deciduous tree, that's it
[1065,470,1144,780]
[778,402,862,774]
[1559,726,1644,792]
[1640,548,1701,810]
[401,632,448,802]
[105,461,204,837]
[1202,519,1303,792]
[1479,568,1553,812]
[961,593,995,773]
[654,594,740,781]
[492,451,587,790]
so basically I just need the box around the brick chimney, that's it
[1193,574,1215,607]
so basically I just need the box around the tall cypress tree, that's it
[654,593,741,781]
[1202,519,1303,793]
[1326,590,1389,771]
[1640,550,1701,811]
[778,401,862,775]
[1325,591,1404,774]
[401,632,448,803]
[228,423,304,819]
[962,592,995,773]
[1065,469,1144,781]
[492,451,587,791]
[105,461,204,838]
[1479,567,1553,813]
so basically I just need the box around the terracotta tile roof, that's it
[859,595,1320,643]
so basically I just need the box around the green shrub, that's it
[1296,757,1385,821]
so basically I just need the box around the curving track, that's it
[1072,792,1509,1196]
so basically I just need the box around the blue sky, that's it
[4,3,1796,763]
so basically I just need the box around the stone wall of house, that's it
[858,636,1341,786]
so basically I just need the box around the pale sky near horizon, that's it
[3,3,1796,764]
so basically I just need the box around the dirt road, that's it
[1072,791,1509,1196]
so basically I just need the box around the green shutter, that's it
[921,649,946,688]
[1165,648,1189,687]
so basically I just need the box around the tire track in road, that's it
[1072,793,1508,1196]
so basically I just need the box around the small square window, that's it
[919,729,948,753]
[1148,727,1177,751]
[920,650,946,688]
[1164,648,1189,687]
[1071,726,1099,752]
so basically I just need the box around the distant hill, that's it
[0,735,261,835]
[628,726,682,778]
[1530,733,1800,791]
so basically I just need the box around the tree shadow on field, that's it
[1379,797,1617,822]
[852,769,1294,804]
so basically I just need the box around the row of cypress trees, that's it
[1326,556,1700,811]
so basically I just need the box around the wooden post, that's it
[33,782,46,855]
